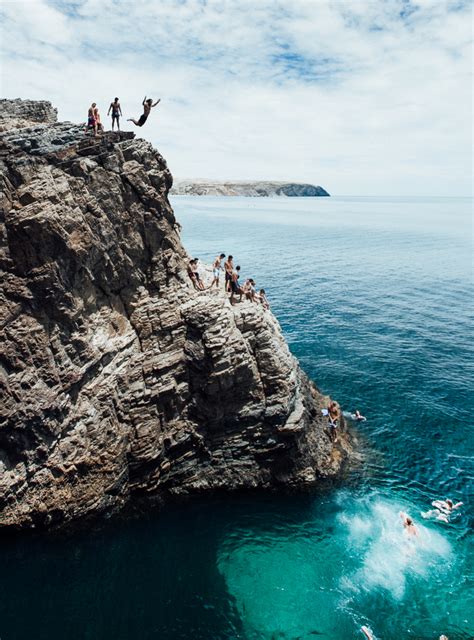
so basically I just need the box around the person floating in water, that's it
[351,409,366,421]
[127,96,161,127]
[108,97,122,131]
[210,253,226,288]
[422,498,463,523]
[400,512,419,537]
[361,626,375,640]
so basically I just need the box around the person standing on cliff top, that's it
[108,97,122,131]
[86,103,98,136]
[210,253,226,288]
[127,96,161,127]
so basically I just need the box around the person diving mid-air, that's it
[127,96,161,127]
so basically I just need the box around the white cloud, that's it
[0,0,472,195]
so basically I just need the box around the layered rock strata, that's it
[171,180,330,197]
[0,100,349,530]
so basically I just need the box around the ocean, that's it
[1,196,472,640]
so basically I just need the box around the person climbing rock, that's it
[127,96,160,127]
[108,97,122,131]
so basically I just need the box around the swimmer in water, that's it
[361,626,375,640]
[352,409,367,421]
[400,512,419,536]
[422,498,463,523]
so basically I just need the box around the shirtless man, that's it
[400,512,419,537]
[230,266,243,303]
[224,255,234,292]
[127,96,161,127]
[107,97,122,131]
[87,103,98,136]
[211,253,226,288]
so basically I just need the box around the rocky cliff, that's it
[171,180,330,197]
[0,100,349,531]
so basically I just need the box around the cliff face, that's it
[0,100,348,530]
[171,180,330,197]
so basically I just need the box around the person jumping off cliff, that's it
[127,96,161,127]
[108,97,122,131]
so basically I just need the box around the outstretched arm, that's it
[453,501,463,509]
[152,98,161,107]
[143,96,147,105]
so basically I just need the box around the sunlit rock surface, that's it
[0,99,349,530]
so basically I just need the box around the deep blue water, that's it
[1,196,472,640]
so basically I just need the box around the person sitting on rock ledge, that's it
[127,96,161,127]
[108,97,122,131]
[187,259,204,290]
[243,278,257,302]
[93,104,104,133]
[193,258,205,290]
[258,289,270,309]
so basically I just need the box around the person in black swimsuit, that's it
[127,96,161,127]
[107,97,122,131]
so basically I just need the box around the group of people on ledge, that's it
[187,254,270,309]
[86,96,160,136]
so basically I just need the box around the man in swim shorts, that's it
[108,97,122,131]
[86,102,98,136]
[210,253,226,288]
[127,96,161,127]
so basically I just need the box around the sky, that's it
[0,0,472,196]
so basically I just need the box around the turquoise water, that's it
[1,196,472,639]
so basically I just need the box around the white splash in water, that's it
[338,495,451,601]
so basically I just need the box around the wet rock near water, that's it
[0,99,350,531]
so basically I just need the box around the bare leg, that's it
[127,118,140,126]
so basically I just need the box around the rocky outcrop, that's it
[0,99,58,133]
[171,180,330,197]
[0,100,349,531]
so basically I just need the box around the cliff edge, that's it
[0,100,349,530]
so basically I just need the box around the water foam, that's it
[337,494,452,601]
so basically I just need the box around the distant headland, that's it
[171,180,330,197]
